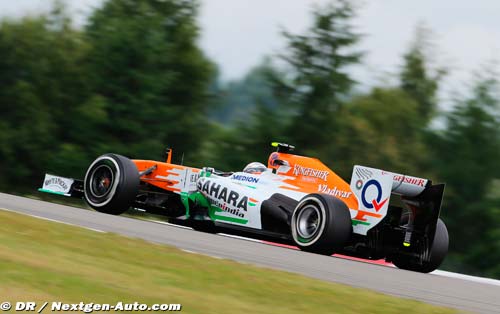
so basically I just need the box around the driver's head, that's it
[243,162,267,174]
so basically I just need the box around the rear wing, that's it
[350,166,445,236]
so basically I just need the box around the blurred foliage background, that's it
[0,0,499,278]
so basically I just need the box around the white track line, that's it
[218,232,500,286]
[432,270,500,287]
[0,208,106,233]
[217,233,264,243]
[149,220,264,244]
[181,248,223,260]
[180,249,197,254]
[153,220,500,286]
[7,210,500,287]
[149,220,192,230]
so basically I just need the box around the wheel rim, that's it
[296,205,321,240]
[89,165,114,198]
[84,156,122,208]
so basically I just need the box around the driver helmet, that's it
[243,162,267,174]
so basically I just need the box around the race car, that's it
[39,142,448,273]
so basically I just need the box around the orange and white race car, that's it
[40,142,448,273]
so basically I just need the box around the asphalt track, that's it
[1,193,499,313]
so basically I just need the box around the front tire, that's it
[291,194,352,255]
[84,154,139,215]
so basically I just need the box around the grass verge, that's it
[0,210,457,314]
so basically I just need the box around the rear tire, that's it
[393,218,449,273]
[291,194,352,255]
[84,154,139,215]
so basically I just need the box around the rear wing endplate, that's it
[350,166,444,236]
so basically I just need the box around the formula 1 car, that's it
[40,142,448,273]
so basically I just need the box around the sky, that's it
[1,0,500,96]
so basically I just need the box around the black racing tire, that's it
[291,194,352,255]
[84,153,139,215]
[191,220,218,234]
[393,218,449,273]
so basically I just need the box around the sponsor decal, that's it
[361,179,389,212]
[231,174,260,184]
[207,198,245,217]
[355,179,363,190]
[248,198,259,207]
[299,176,317,183]
[197,179,253,217]
[44,177,70,191]
[393,175,426,187]
[189,173,199,183]
[355,167,373,180]
[317,185,352,198]
[42,175,75,194]
[293,164,329,181]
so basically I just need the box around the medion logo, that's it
[293,165,329,181]
[231,174,259,184]
[318,184,352,198]
[197,179,249,211]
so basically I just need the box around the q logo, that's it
[361,179,388,212]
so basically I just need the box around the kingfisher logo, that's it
[361,179,389,212]
[393,175,426,187]
[293,165,329,181]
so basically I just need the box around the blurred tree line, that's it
[0,0,214,189]
[0,0,499,278]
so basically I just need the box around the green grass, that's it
[0,210,457,314]
[28,191,167,221]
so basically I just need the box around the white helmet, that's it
[243,162,267,174]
